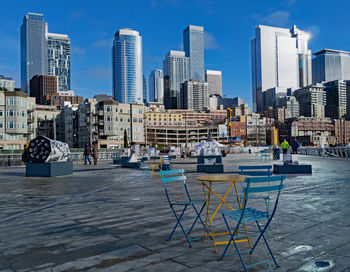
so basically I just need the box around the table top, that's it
[196,174,247,182]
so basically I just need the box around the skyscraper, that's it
[323,80,347,119]
[294,84,326,118]
[181,80,209,111]
[149,69,164,103]
[251,25,312,112]
[21,13,48,94]
[47,33,71,92]
[312,49,350,84]
[163,51,190,109]
[143,75,147,104]
[183,25,204,81]
[205,70,222,96]
[112,29,143,104]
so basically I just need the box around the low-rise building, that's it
[334,119,350,145]
[294,84,326,118]
[0,75,15,91]
[0,90,35,150]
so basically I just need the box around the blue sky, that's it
[0,0,349,106]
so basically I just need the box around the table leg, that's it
[233,182,252,248]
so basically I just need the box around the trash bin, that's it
[273,147,280,160]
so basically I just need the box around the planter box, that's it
[197,164,224,173]
[273,164,312,174]
[197,155,222,164]
[26,161,73,177]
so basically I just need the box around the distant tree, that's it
[124,129,129,148]
[0,87,8,91]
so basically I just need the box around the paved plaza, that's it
[0,154,349,272]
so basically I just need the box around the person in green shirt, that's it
[281,139,290,154]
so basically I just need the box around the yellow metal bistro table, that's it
[196,174,252,253]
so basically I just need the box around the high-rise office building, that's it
[143,75,147,104]
[294,84,326,118]
[181,80,209,111]
[275,96,300,119]
[183,25,204,81]
[149,69,164,103]
[205,70,222,96]
[163,51,190,109]
[323,80,347,119]
[312,49,350,84]
[112,28,143,104]
[21,13,48,94]
[47,33,71,92]
[251,25,312,112]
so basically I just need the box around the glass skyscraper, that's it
[149,69,164,103]
[47,33,71,92]
[112,29,143,104]
[251,25,312,112]
[183,25,204,81]
[21,13,48,94]
[163,51,190,109]
[312,49,350,84]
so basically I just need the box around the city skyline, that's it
[0,0,349,106]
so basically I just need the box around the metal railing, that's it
[0,152,118,168]
[298,147,350,158]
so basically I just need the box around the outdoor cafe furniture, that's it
[219,175,285,271]
[196,174,251,252]
[160,169,207,247]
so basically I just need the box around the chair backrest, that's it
[241,176,285,219]
[160,169,191,204]
[239,165,272,177]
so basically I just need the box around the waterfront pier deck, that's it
[0,154,349,271]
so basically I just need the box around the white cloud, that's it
[93,39,112,49]
[262,10,290,26]
[204,32,220,50]
[71,46,86,55]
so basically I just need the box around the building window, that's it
[120,117,123,122]
[0,122,2,128]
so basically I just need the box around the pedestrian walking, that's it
[291,138,300,154]
[92,142,98,165]
[281,139,290,154]
[84,143,91,165]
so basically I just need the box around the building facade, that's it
[47,33,71,92]
[275,95,300,119]
[30,75,58,104]
[323,80,347,119]
[163,51,190,109]
[20,13,48,94]
[0,75,15,92]
[294,84,326,118]
[246,113,267,146]
[334,119,350,145]
[251,25,312,112]
[312,49,350,84]
[0,90,36,150]
[205,70,222,96]
[149,69,164,103]
[183,25,204,81]
[181,80,209,111]
[112,29,143,104]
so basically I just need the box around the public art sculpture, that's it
[26,136,70,163]
[24,136,73,177]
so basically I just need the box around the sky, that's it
[0,0,349,106]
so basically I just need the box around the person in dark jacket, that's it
[84,143,92,165]
[291,138,300,154]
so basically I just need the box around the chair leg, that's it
[169,205,192,247]
[187,202,208,236]
[254,221,279,267]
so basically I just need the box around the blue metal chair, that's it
[160,169,207,247]
[239,165,273,216]
[138,159,151,177]
[219,175,285,271]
